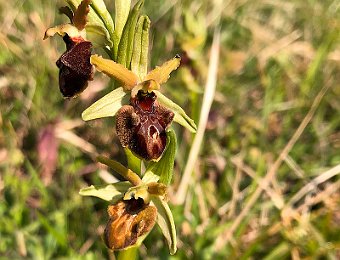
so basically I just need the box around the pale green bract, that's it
[152,196,177,255]
[146,130,177,185]
[82,87,129,121]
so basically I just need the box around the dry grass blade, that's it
[230,156,284,209]
[214,81,332,250]
[173,28,220,205]
[287,164,340,207]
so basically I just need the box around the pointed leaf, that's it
[79,182,131,202]
[146,129,177,185]
[114,0,131,58]
[152,197,177,255]
[82,86,129,121]
[145,55,181,85]
[155,91,197,133]
[73,0,90,31]
[90,55,138,88]
[117,0,144,68]
[131,15,150,80]
[90,0,115,40]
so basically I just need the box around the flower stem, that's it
[117,150,142,260]
[117,247,138,260]
[124,148,142,175]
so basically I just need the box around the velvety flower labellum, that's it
[104,198,157,250]
[116,90,174,161]
[56,35,94,98]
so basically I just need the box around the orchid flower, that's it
[82,55,197,160]
[79,156,177,254]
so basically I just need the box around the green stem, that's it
[117,247,138,260]
[124,148,142,175]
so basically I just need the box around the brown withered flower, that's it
[44,0,95,98]
[56,35,93,98]
[104,198,157,250]
[116,90,174,161]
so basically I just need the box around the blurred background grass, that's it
[0,0,339,259]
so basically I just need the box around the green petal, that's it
[131,15,150,80]
[79,182,131,202]
[155,91,197,133]
[82,87,129,121]
[146,129,177,185]
[142,171,160,184]
[152,197,177,255]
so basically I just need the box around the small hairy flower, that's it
[82,55,197,161]
[116,90,174,160]
[104,198,157,250]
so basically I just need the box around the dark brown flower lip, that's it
[56,34,94,98]
[104,198,157,250]
[116,90,174,161]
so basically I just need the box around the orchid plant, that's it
[45,0,196,257]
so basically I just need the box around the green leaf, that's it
[90,0,115,40]
[152,197,177,255]
[146,129,177,185]
[79,182,131,202]
[155,91,197,133]
[114,0,131,59]
[131,15,150,80]
[81,86,129,121]
[117,0,144,68]
[85,23,113,47]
